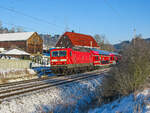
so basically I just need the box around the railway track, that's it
[0,68,109,102]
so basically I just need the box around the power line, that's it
[0,5,65,30]
[103,0,121,17]
[2,21,41,33]
[3,22,57,34]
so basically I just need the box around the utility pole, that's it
[65,25,69,32]
[133,28,136,47]
[64,17,69,32]
[134,28,136,38]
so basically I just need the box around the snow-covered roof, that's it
[0,32,35,41]
[1,49,30,55]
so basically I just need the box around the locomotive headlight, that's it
[60,59,67,61]
[51,59,58,62]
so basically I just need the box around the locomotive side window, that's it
[70,51,72,56]
[52,51,59,57]
[110,57,113,60]
[59,51,66,56]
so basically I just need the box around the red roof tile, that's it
[63,32,99,48]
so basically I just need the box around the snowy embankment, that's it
[89,89,150,113]
[0,75,103,113]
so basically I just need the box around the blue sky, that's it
[0,0,150,44]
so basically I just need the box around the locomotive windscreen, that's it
[52,51,66,57]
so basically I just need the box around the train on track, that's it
[50,47,121,74]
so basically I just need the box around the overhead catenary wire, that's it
[2,21,64,35]
[2,22,54,35]
[103,0,121,17]
[0,5,65,30]
[2,21,41,33]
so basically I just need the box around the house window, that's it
[64,36,67,39]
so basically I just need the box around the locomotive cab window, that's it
[52,51,66,57]
[59,51,66,56]
[52,51,59,57]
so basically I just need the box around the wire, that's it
[0,5,65,30]
[103,0,121,17]
[2,21,41,33]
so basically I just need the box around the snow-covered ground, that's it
[89,89,150,113]
[0,75,104,113]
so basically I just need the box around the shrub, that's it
[101,37,150,100]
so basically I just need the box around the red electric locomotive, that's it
[50,48,93,74]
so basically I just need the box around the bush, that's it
[101,37,150,100]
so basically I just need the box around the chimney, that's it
[90,41,92,48]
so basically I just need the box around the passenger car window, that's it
[95,56,99,60]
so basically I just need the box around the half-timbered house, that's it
[55,32,100,49]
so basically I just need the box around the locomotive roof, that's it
[0,32,35,41]
[63,32,99,48]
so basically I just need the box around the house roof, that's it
[0,32,35,41]
[63,32,99,48]
[1,49,30,55]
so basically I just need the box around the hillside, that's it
[39,34,59,48]
[114,38,150,52]
[114,41,130,52]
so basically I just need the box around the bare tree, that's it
[94,34,105,46]
[9,27,15,33]
[16,27,24,32]
[94,34,114,51]
[0,21,2,29]
[3,28,9,33]
[101,35,150,100]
